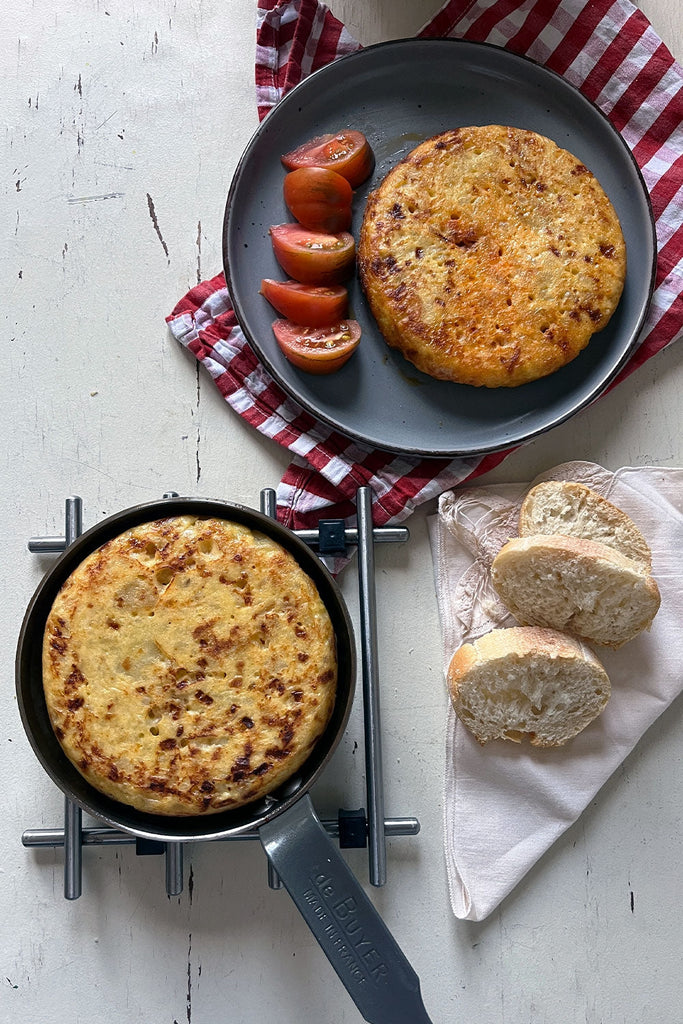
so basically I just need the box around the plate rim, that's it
[223,36,657,459]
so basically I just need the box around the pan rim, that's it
[16,496,356,843]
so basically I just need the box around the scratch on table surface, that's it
[94,110,118,132]
[147,192,170,264]
[67,192,125,204]
[196,220,202,283]
[96,159,134,170]
[75,73,82,98]
[186,932,192,1024]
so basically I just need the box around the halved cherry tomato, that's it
[283,167,353,233]
[260,279,348,327]
[272,319,361,375]
[281,131,374,188]
[270,224,356,285]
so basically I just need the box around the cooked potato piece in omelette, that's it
[42,516,337,816]
[358,125,626,387]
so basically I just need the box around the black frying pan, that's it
[16,497,433,1024]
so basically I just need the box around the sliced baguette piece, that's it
[519,480,652,571]
[491,535,661,648]
[448,626,610,747]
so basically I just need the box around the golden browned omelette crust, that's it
[358,126,626,387]
[42,516,337,816]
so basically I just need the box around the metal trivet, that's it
[22,487,421,899]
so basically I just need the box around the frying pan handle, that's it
[259,795,434,1024]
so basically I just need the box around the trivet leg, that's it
[63,497,84,901]
[165,843,183,896]
[357,486,387,887]
[63,797,82,900]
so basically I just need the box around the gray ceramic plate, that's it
[223,38,656,457]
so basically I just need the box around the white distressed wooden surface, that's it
[2,2,681,1022]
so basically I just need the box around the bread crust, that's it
[491,534,660,648]
[358,125,626,388]
[518,480,652,571]
[42,516,338,816]
[448,624,601,678]
[447,626,610,746]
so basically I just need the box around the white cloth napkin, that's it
[427,462,683,921]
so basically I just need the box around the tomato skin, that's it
[260,279,348,327]
[272,319,361,374]
[270,224,356,285]
[281,131,374,188]
[283,167,353,233]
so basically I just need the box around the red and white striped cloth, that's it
[167,0,682,535]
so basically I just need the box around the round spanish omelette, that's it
[358,125,626,388]
[42,516,337,816]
